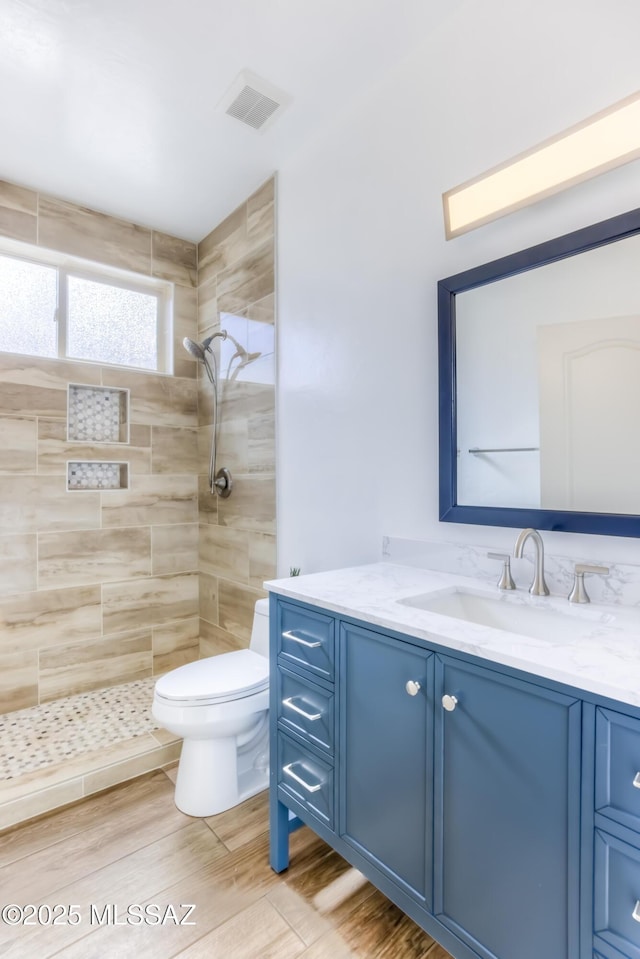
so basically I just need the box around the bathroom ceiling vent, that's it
[219,70,292,133]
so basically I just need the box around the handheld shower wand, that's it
[182,330,262,497]
[182,331,232,497]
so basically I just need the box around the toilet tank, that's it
[249,597,270,659]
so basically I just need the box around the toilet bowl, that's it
[152,598,270,817]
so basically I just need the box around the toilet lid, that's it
[154,649,269,704]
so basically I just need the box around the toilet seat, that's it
[154,649,269,707]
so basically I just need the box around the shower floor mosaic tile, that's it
[0,678,159,782]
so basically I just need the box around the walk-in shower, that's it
[183,330,260,496]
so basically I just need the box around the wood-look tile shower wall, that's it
[197,178,276,655]
[0,180,201,712]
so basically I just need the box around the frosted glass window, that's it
[0,244,171,373]
[67,276,158,370]
[0,256,57,357]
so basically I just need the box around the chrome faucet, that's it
[513,528,549,596]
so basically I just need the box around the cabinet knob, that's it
[633,900,640,923]
[405,680,421,696]
[633,772,640,789]
[442,694,458,712]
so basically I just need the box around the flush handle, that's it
[282,630,321,648]
[282,697,322,721]
[283,762,322,793]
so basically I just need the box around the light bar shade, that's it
[443,90,640,239]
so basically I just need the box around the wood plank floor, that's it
[0,768,454,959]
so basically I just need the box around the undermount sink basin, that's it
[398,588,610,641]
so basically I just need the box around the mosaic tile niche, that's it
[67,383,130,491]
[67,461,129,491]
[68,383,129,443]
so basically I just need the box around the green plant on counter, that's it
[289,567,301,577]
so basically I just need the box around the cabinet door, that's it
[339,622,433,905]
[434,655,581,959]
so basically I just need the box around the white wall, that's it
[276,0,640,575]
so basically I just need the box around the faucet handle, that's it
[568,563,609,604]
[487,552,516,590]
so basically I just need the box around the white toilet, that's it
[152,598,270,817]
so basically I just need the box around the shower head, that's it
[182,330,228,361]
[182,332,229,384]
[183,330,260,386]
[182,337,207,362]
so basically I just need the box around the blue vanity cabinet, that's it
[593,706,640,958]
[270,597,338,873]
[433,655,582,959]
[269,595,587,959]
[338,621,434,906]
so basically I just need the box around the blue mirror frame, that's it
[438,206,640,537]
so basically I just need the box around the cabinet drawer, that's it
[277,733,334,828]
[277,667,334,753]
[594,829,640,959]
[596,707,640,832]
[277,602,334,680]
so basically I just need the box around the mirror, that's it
[438,206,640,537]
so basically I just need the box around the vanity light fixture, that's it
[443,89,640,239]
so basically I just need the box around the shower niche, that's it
[67,384,129,443]
[66,384,130,491]
[67,461,129,491]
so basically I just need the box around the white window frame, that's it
[0,236,174,374]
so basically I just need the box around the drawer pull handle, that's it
[283,629,322,649]
[283,762,322,793]
[633,901,640,923]
[633,773,640,789]
[282,697,322,721]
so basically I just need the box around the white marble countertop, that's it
[265,562,640,709]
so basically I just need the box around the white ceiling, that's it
[0,0,455,242]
